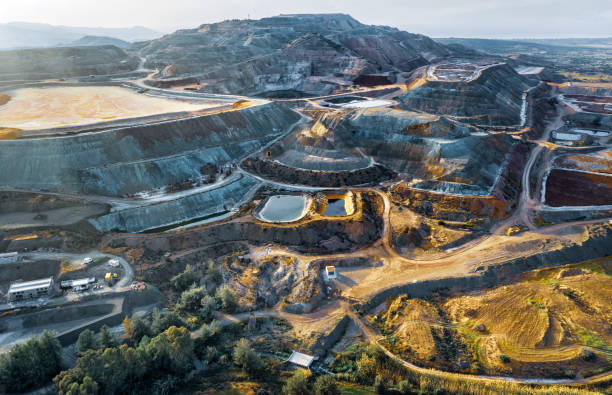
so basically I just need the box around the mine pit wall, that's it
[527,83,559,139]
[310,315,352,357]
[1,287,165,347]
[316,191,356,216]
[242,158,396,187]
[360,224,612,311]
[0,102,300,197]
[105,192,384,255]
[537,209,612,225]
[400,64,537,126]
[55,288,164,347]
[567,112,612,130]
[89,174,260,233]
[391,141,530,223]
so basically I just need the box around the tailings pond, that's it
[256,195,310,223]
[324,199,348,216]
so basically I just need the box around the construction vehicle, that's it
[104,272,119,285]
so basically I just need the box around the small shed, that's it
[287,351,315,369]
[325,266,336,280]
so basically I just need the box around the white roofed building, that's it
[8,277,54,302]
[287,351,315,369]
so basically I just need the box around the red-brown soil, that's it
[545,169,612,207]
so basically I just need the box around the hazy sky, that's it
[1,0,611,38]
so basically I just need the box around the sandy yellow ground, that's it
[0,86,220,130]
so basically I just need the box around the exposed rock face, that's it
[400,63,537,125]
[0,46,139,81]
[107,192,383,251]
[90,175,260,233]
[0,102,300,196]
[250,107,516,193]
[136,14,453,96]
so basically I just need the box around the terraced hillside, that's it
[401,63,537,125]
[244,107,517,195]
[0,102,300,196]
[377,260,612,378]
[134,14,453,96]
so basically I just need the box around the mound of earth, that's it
[134,14,454,96]
[400,63,537,125]
[0,45,139,81]
[378,262,612,378]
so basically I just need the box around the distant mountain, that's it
[516,37,612,48]
[0,22,162,49]
[0,45,140,80]
[434,37,563,55]
[68,35,130,48]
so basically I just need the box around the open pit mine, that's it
[1,13,612,395]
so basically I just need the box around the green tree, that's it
[205,260,222,284]
[55,343,149,395]
[79,376,99,394]
[398,380,412,394]
[313,374,339,395]
[171,264,198,291]
[0,330,61,393]
[216,285,237,312]
[179,286,207,313]
[356,353,377,384]
[282,370,310,395]
[200,295,217,322]
[99,324,116,348]
[232,338,261,374]
[76,329,98,355]
[55,371,99,395]
[199,320,221,345]
[151,309,186,335]
[146,326,194,375]
[129,316,152,344]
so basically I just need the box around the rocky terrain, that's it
[134,14,453,96]
[0,102,299,196]
[1,12,612,395]
[246,106,518,194]
[0,45,139,81]
[400,63,537,125]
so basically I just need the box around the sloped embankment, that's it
[400,64,537,126]
[0,102,300,196]
[244,107,515,192]
[89,174,260,233]
[106,192,384,253]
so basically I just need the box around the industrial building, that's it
[287,351,315,369]
[8,277,54,302]
[325,266,336,280]
[60,277,96,292]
